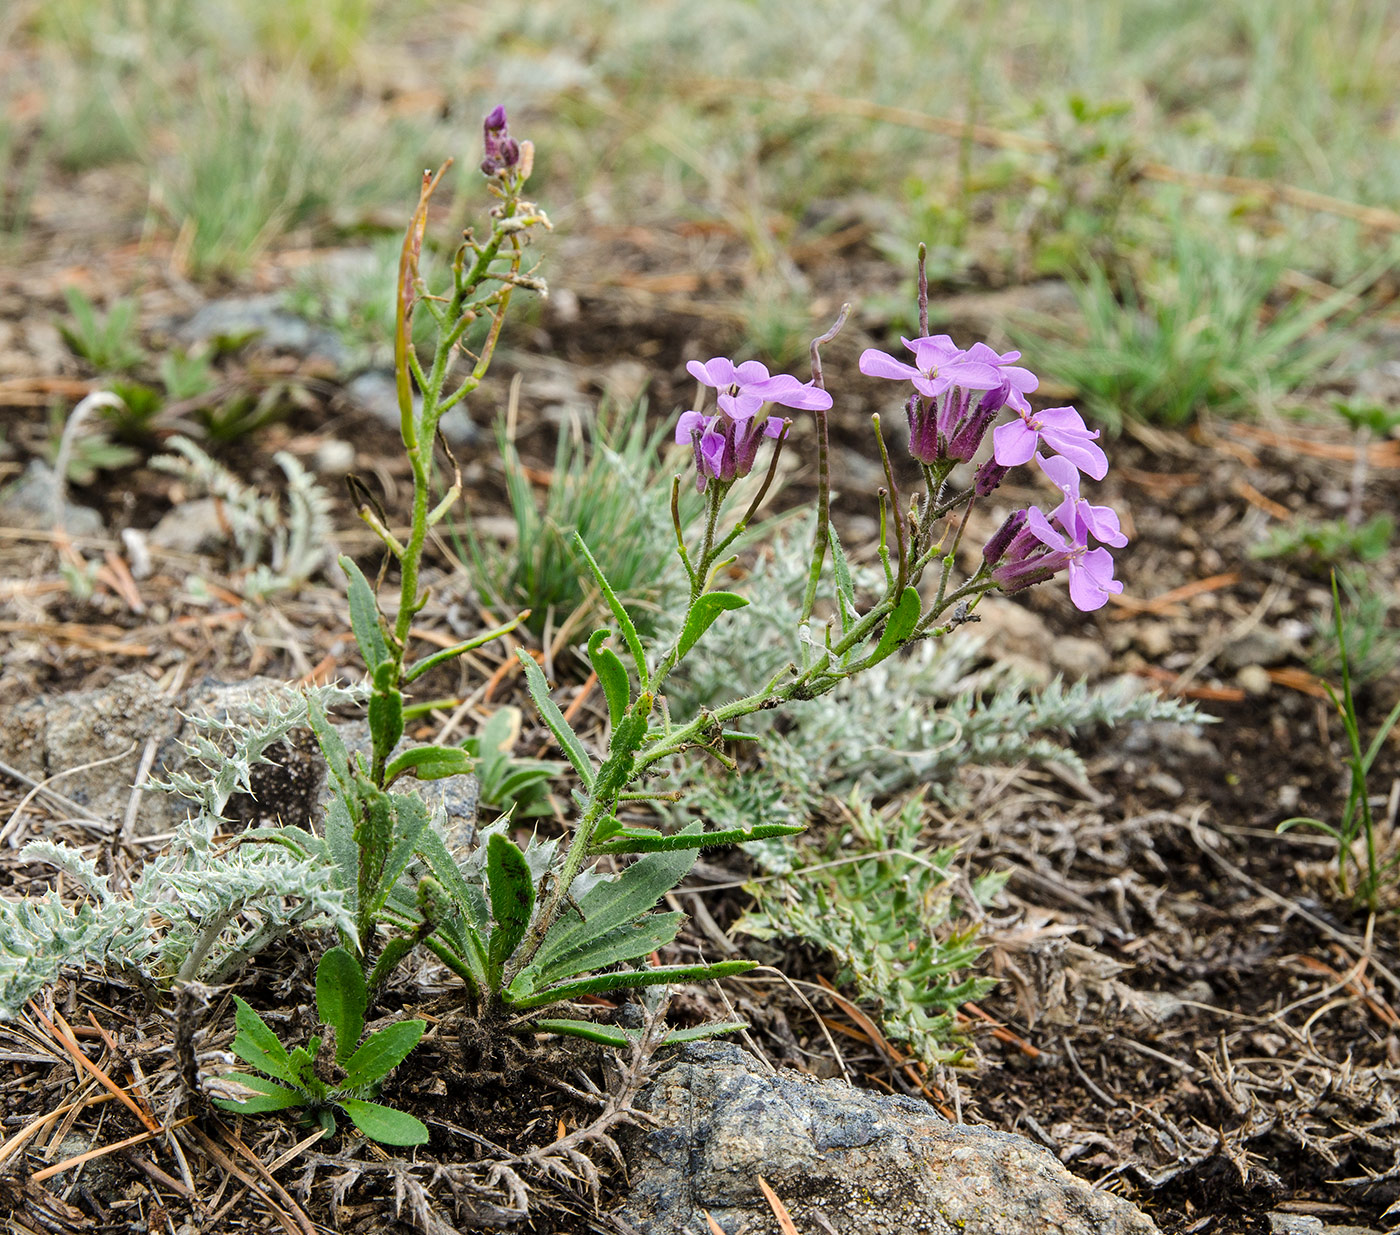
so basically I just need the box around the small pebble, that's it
[1235,664,1272,696]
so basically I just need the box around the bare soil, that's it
[2,195,1399,1234]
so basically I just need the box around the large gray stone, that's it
[0,674,477,842]
[616,1043,1159,1235]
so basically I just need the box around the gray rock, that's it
[1219,626,1299,672]
[616,1043,1159,1235]
[1050,635,1111,681]
[147,498,228,555]
[1267,1215,1323,1234]
[0,674,477,842]
[343,370,480,449]
[174,294,347,369]
[0,459,104,536]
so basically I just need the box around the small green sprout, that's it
[215,947,428,1146]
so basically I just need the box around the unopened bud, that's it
[982,509,1027,565]
[974,458,1010,496]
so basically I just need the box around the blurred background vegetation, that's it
[3,0,1396,369]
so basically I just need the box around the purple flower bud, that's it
[481,105,522,176]
[982,510,1027,565]
[974,458,1010,496]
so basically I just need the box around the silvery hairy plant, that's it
[0,685,360,1019]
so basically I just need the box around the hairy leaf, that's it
[341,1019,426,1089]
[486,832,535,986]
[339,1098,430,1146]
[230,996,295,1082]
[588,629,631,729]
[516,650,594,786]
[678,591,748,659]
[340,555,390,673]
[316,947,366,1067]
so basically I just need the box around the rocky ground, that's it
[2,177,1400,1233]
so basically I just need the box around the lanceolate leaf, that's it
[828,522,857,637]
[340,555,390,673]
[364,793,434,919]
[316,947,367,1067]
[323,794,361,919]
[531,911,684,988]
[516,651,594,787]
[384,745,475,785]
[213,1073,304,1114]
[486,832,535,985]
[341,1019,426,1088]
[590,822,805,855]
[413,826,488,936]
[306,697,354,803]
[532,839,699,975]
[869,585,920,665]
[230,997,295,1082]
[533,1018,750,1047]
[509,960,757,1011]
[573,533,648,687]
[678,591,748,659]
[338,1098,430,1146]
[587,629,631,729]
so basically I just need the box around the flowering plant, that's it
[227,117,1128,1122]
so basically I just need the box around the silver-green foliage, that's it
[0,685,360,1020]
[738,791,1005,1068]
[151,436,335,597]
[670,517,1199,804]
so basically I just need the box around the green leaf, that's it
[509,960,757,1011]
[588,630,631,729]
[590,822,805,855]
[869,585,921,665]
[213,1074,305,1114]
[678,591,748,660]
[404,614,528,683]
[531,911,683,988]
[341,1019,425,1088]
[385,745,475,786]
[306,696,354,804]
[316,947,367,1067]
[323,794,361,918]
[338,1098,430,1146]
[413,826,488,935]
[340,555,390,673]
[486,832,536,986]
[516,650,594,787]
[532,1018,747,1047]
[365,792,434,919]
[573,533,648,687]
[533,838,699,975]
[828,521,858,638]
[230,996,295,1083]
[368,688,404,762]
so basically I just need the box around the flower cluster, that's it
[676,357,832,491]
[675,324,1126,613]
[853,332,1123,611]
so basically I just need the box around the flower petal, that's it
[1023,505,1068,552]
[859,349,921,382]
[993,420,1038,467]
[732,360,772,386]
[687,357,738,389]
[675,410,707,444]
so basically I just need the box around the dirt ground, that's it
[2,172,1400,1235]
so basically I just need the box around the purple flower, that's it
[963,342,1039,410]
[675,409,786,491]
[686,357,832,420]
[990,506,1122,611]
[859,335,1001,400]
[992,405,1107,480]
[481,104,521,176]
[1035,453,1127,547]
